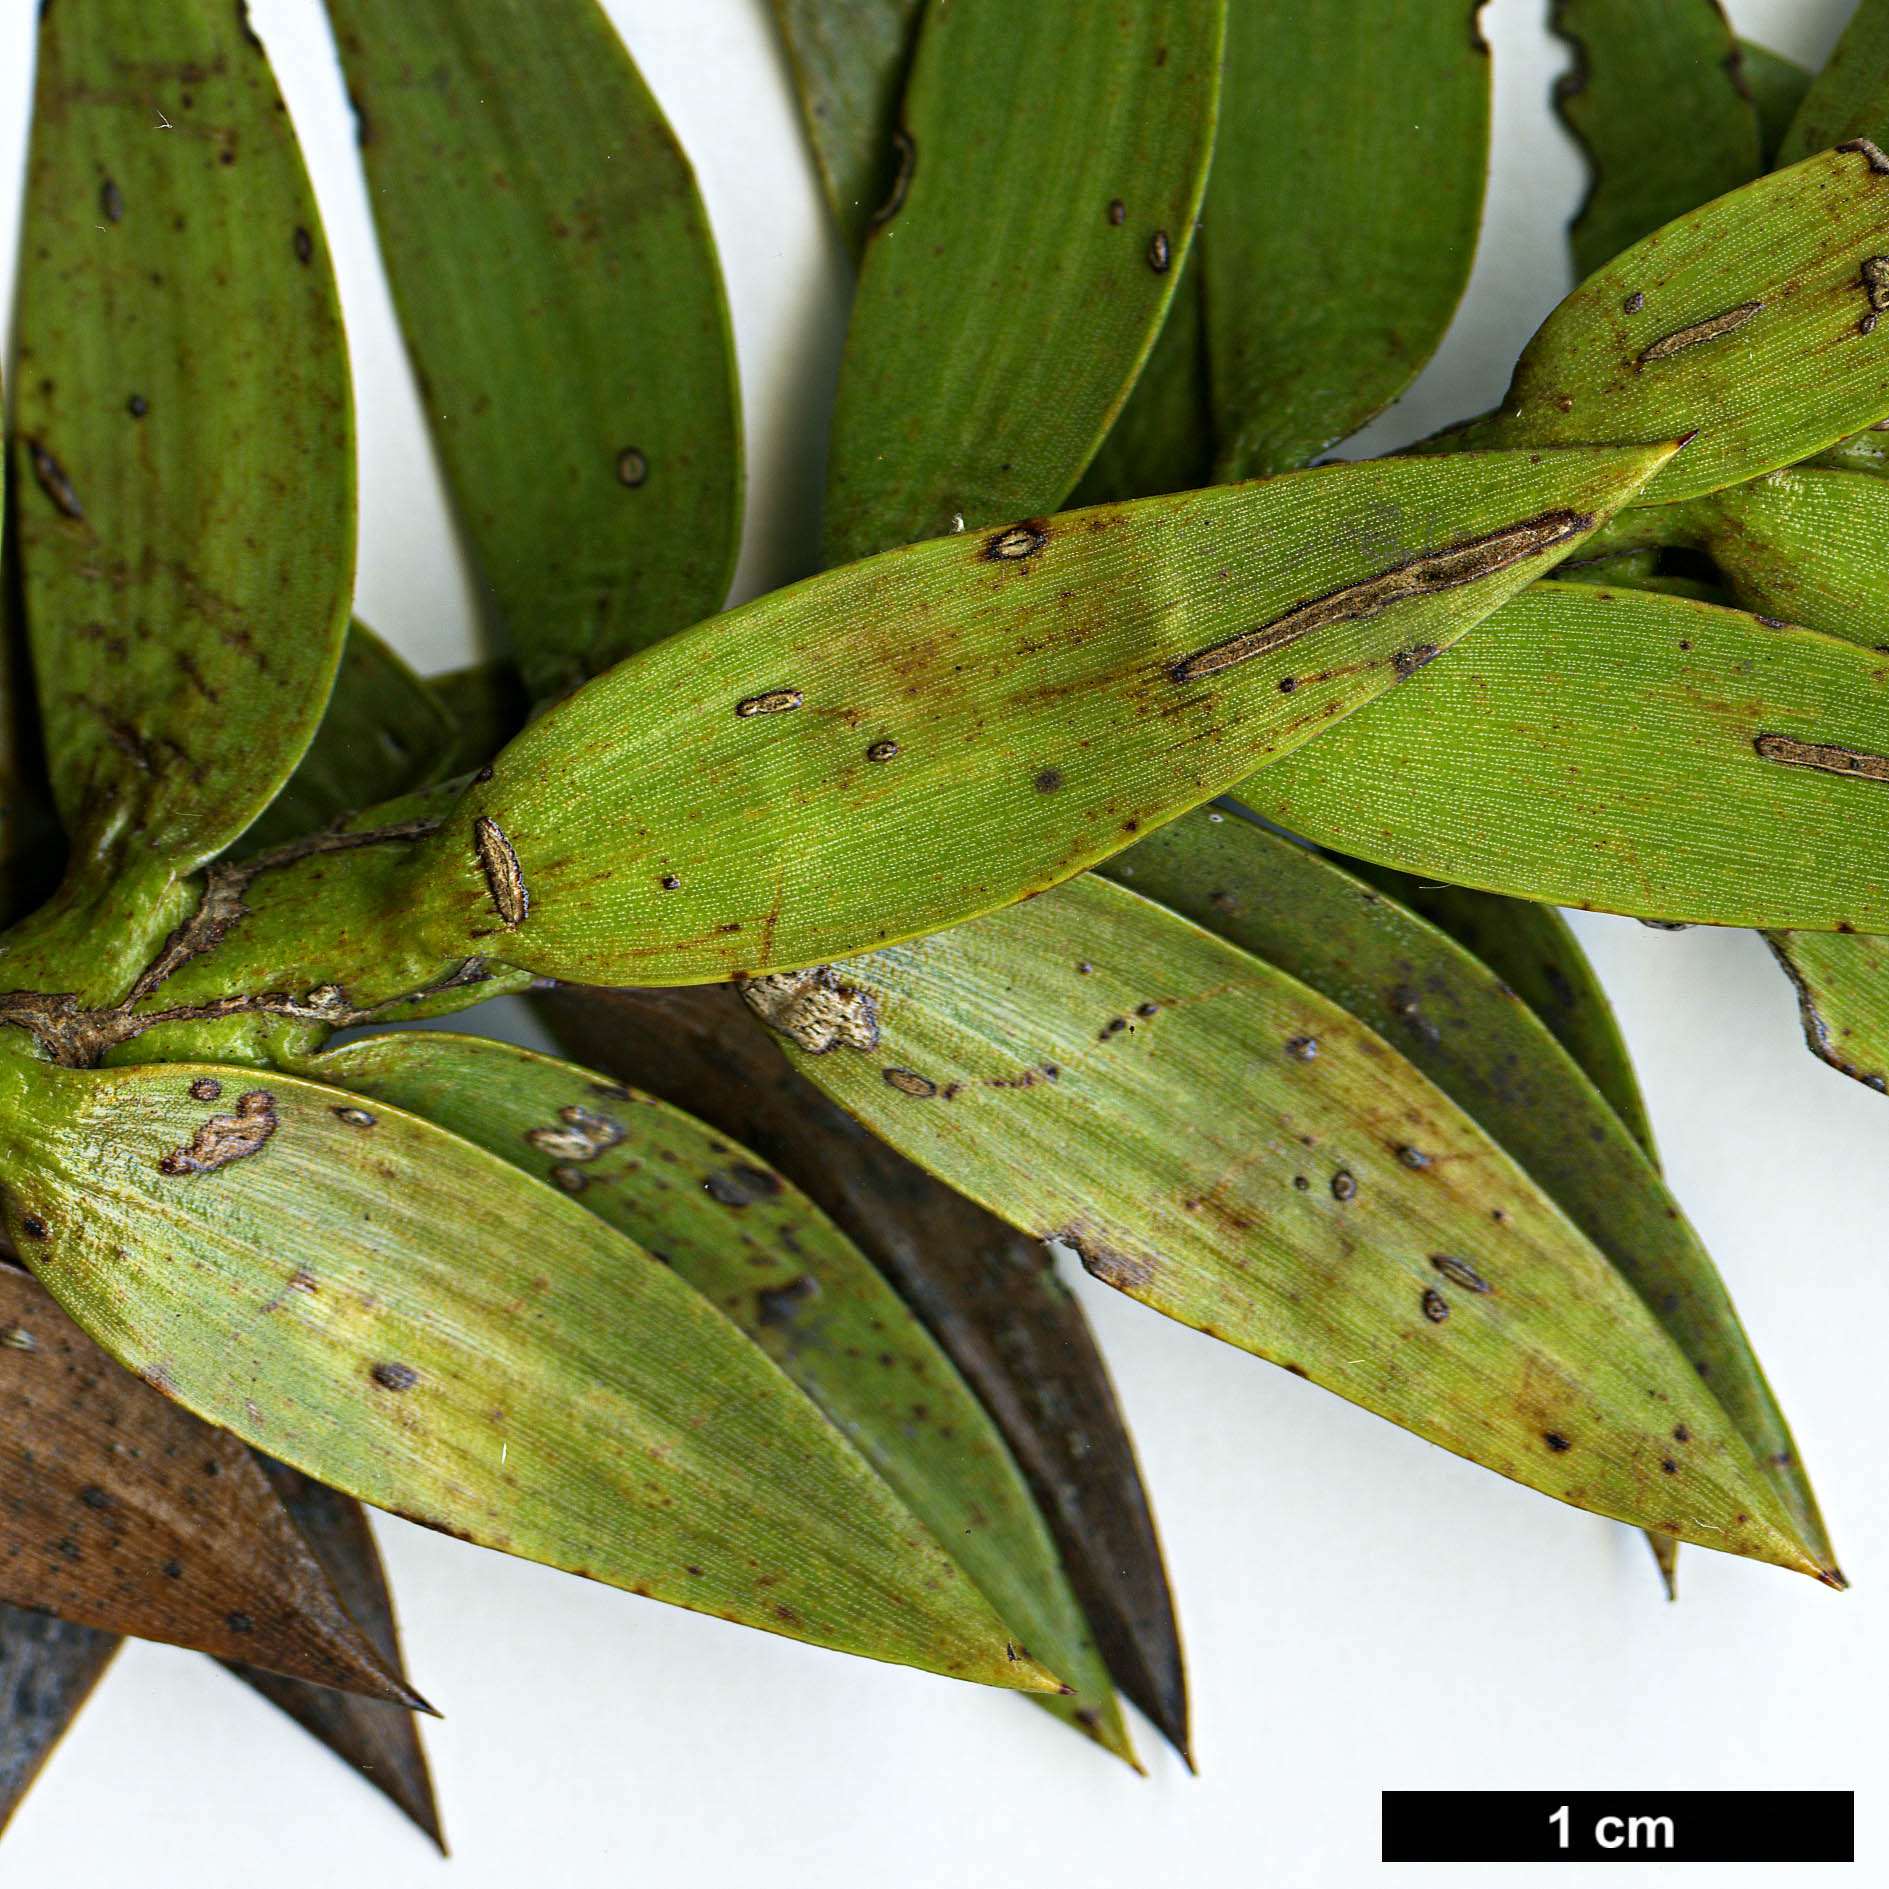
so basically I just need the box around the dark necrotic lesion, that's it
[1171,511,1589,683]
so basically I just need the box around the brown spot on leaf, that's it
[1172,511,1590,680]
[757,1274,819,1326]
[27,440,83,519]
[704,1164,785,1206]
[1635,301,1762,368]
[1147,229,1171,273]
[1754,732,1889,783]
[866,739,900,762]
[734,688,803,717]
[884,1068,939,1098]
[159,1091,277,1176]
[1430,1254,1492,1294]
[474,815,528,927]
[616,447,649,487]
[332,1106,375,1128]
[1421,1287,1450,1323]
[525,1105,625,1163]
[1330,1171,1357,1202]
[985,523,1049,562]
[1543,1432,1573,1452]
[187,1078,222,1102]
[740,967,880,1054]
[370,1362,419,1393]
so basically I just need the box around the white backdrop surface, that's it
[0,1,1881,1884]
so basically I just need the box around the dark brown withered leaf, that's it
[0,1264,424,1707]
[534,981,1191,1765]
[223,1460,443,1851]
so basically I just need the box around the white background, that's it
[0,1,1881,1882]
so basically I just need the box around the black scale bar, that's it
[1382,1790,1853,1863]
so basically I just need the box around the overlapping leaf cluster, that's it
[0,0,1883,1851]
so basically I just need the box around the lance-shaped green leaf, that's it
[324,0,741,698]
[1777,0,1889,167]
[299,1032,1133,1767]
[1244,581,1889,932]
[1331,847,1680,1593]
[768,875,1831,1578]
[0,1263,423,1701]
[1068,256,1214,508]
[1337,861,1659,1157]
[225,1460,443,1851]
[1432,145,1889,504]
[1550,1,1759,280]
[1567,467,1889,647]
[1205,0,1490,481]
[204,443,1667,997]
[1741,41,1813,167]
[0,1604,118,1835]
[12,0,353,881]
[1765,930,1889,1093]
[535,981,1191,1765]
[1098,808,1830,1565]
[427,659,531,780]
[0,1060,1060,1693]
[243,622,458,854]
[821,0,1225,563]
[770,0,925,261]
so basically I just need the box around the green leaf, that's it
[1206,0,1490,481]
[0,1605,118,1836]
[0,1059,1061,1693]
[0,1263,423,1703]
[1434,145,1889,503]
[1765,929,1889,1093]
[1244,581,1889,932]
[324,0,743,698]
[770,0,925,261]
[300,1031,1133,1766]
[1777,0,1889,168]
[1572,467,1889,648]
[534,981,1191,1764]
[13,0,353,882]
[219,443,1666,996]
[1337,862,1659,1157]
[1099,807,1831,1567]
[1739,40,1814,168]
[768,874,1831,1579]
[243,622,458,855]
[225,1460,443,1851]
[820,0,1225,563]
[1067,255,1214,507]
[1550,0,1759,280]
